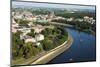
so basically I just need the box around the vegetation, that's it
[12,7,96,65]
[52,19,96,33]
[12,25,68,65]
[14,19,29,27]
[12,31,42,60]
[23,42,42,59]
[32,9,51,15]
[27,29,35,37]
[41,27,68,51]
[12,24,68,64]
[55,11,96,19]
[12,31,24,60]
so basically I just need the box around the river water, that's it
[47,28,96,64]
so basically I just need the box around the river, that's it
[47,27,96,64]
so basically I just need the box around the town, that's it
[12,4,96,65]
[12,8,96,43]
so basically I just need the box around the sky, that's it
[12,1,95,10]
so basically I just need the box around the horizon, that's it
[12,1,95,10]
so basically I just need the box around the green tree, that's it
[12,31,24,59]
[19,19,29,27]
[27,29,35,37]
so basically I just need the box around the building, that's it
[36,42,41,46]
[83,16,95,24]
[37,19,48,23]
[83,16,89,22]
[50,11,55,19]
[20,34,36,43]
[34,25,44,33]
[75,18,83,22]
[21,27,31,35]
[54,16,66,20]
[28,22,33,27]
[67,18,73,21]
[35,34,44,42]
[25,38,36,43]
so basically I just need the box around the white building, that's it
[36,42,41,46]
[25,38,36,43]
[75,18,83,22]
[67,18,73,21]
[35,34,44,41]
[28,22,33,27]
[54,16,66,20]
[91,19,95,24]
[83,16,89,21]
[12,12,15,17]
[83,16,95,24]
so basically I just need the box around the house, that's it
[54,16,66,20]
[83,16,95,24]
[91,19,95,24]
[83,16,89,21]
[28,22,33,27]
[67,18,73,21]
[36,42,41,46]
[75,18,83,22]
[35,34,44,41]
[20,34,36,43]
[25,38,36,43]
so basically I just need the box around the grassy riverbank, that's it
[31,33,73,64]
[12,27,69,66]
[12,33,73,66]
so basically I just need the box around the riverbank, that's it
[12,33,73,66]
[31,33,73,64]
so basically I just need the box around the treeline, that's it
[41,27,68,51]
[55,11,96,19]
[52,19,95,32]
[32,9,51,15]
[14,19,29,27]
